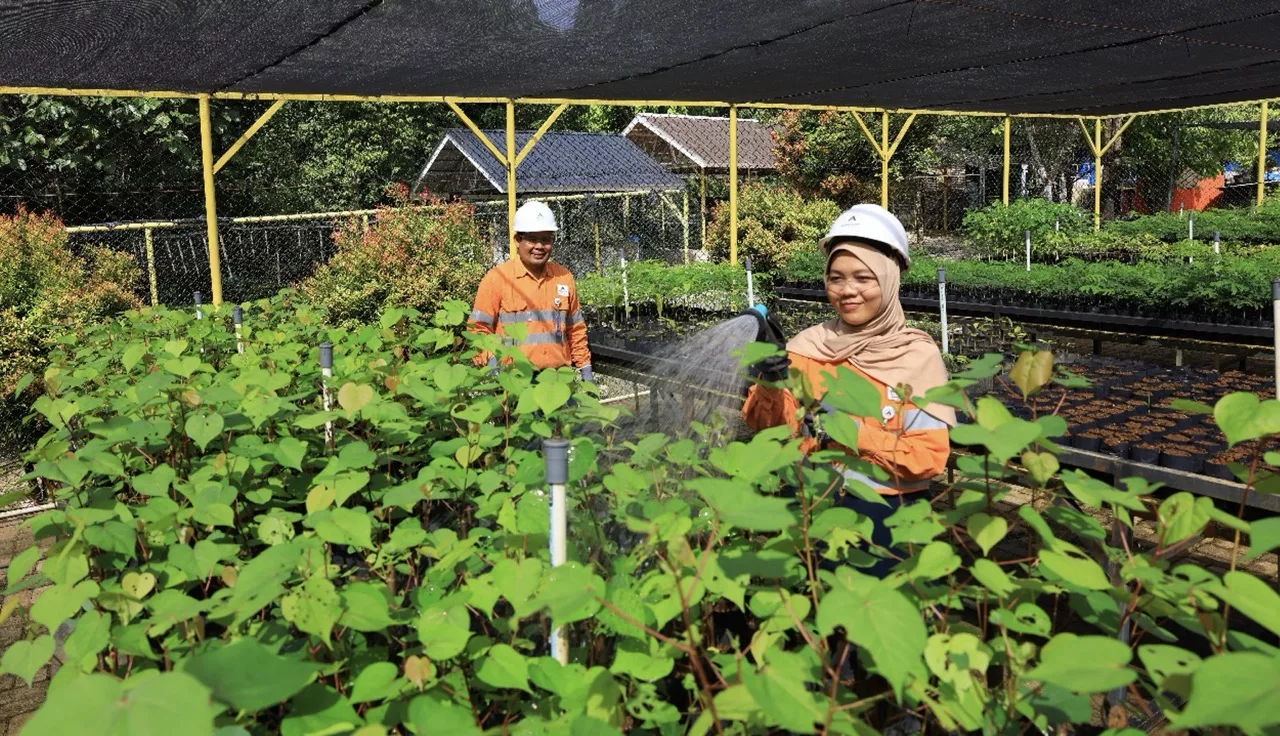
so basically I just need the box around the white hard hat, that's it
[513,201,558,233]
[818,204,910,269]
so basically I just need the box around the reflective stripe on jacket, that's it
[742,352,950,495]
[468,258,591,369]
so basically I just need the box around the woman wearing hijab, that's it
[743,204,953,578]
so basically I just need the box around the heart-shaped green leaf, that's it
[163,339,189,356]
[122,571,157,600]
[434,363,468,393]
[1214,392,1280,448]
[184,412,224,451]
[338,382,374,414]
[0,635,55,685]
[1022,450,1059,487]
[533,381,571,415]
[274,437,308,470]
[476,643,532,693]
[132,463,176,496]
[164,356,201,378]
[968,513,1009,556]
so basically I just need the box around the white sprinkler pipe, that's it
[319,342,334,450]
[544,438,570,664]
[193,291,202,321]
[1024,229,1031,271]
[233,306,244,354]
[1188,211,1195,241]
[620,251,630,318]
[1214,230,1221,255]
[938,268,949,355]
[1273,281,1280,398]
[745,256,755,307]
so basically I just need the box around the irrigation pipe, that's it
[543,438,570,664]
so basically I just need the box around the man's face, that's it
[517,231,555,269]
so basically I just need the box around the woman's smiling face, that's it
[824,250,882,326]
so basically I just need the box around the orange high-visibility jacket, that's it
[742,352,950,495]
[468,258,592,370]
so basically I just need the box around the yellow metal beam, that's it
[515,103,568,167]
[849,111,885,157]
[1259,100,1270,207]
[880,111,890,208]
[446,100,507,166]
[1078,116,1101,158]
[728,105,739,265]
[0,86,194,99]
[515,97,729,108]
[3,83,1277,122]
[1002,117,1011,205]
[700,172,707,250]
[213,99,285,174]
[506,100,517,259]
[1099,114,1137,155]
[1093,118,1103,232]
[885,113,917,159]
[198,95,224,307]
[144,227,159,307]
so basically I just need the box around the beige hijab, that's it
[787,242,956,425]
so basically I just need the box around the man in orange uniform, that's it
[468,201,593,381]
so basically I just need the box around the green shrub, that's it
[961,199,1089,255]
[579,260,768,314]
[0,207,142,451]
[705,182,840,272]
[299,187,489,327]
[5,303,1279,734]
[1107,199,1280,244]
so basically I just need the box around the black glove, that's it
[741,306,786,349]
[753,353,792,383]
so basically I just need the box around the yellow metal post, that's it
[506,100,517,259]
[198,95,224,307]
[1258,100,1270,207]
[144,227,158,306]
[881,111,890,208]
[1002,116,1011,205]
[1093,117,1103,231]
[683,190,690,263]
[699,172,707,249]
[729,105,739,265]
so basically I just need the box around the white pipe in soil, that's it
[1214,230,1220,254]
[601,389,651,405]
[938,268,949,355]
[1024,229,1031,271]
[543,439,570,664]
[745,256,755,307]
[1274,281,1280,398]
[1188,211,1194,241]
[320,342,334,449]
[233,306,244,354]
[620,252,630,319]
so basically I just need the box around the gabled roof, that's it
[414,129,685,196]
[622,113,779,172]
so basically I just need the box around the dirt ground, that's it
[0,518,55,736]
